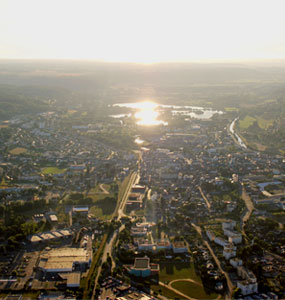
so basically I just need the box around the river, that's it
[229,117,247,149]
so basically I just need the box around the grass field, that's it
[159,262,201,283]
[9,147,27,155]
[256,117,274,129]
[88,185,117,220]
[238,115,256,129]
[238,115,274,130]
[151,284,186,299]
[42,167,66,174]
[172,281,218,300]
[89,206,111,220]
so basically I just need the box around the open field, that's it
[159,262,200,283]
[88,185,117,220]
[151,284,186,299]
[42,167,66,174]
[171,280,218,300]
[9,147,27,155]
[238,115,256,129]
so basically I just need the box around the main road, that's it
[91,171,138,300]
[117,171,138,220]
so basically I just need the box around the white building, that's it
[214,237,229,247]
[222,220,236,231]
[223,248,236,260]
[206,230,216,241]
[230,258,243,268]
[237,280,258,296]
[228,234,242,244]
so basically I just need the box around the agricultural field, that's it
[42,167,66,174]
[9,147,27,155]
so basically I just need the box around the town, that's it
[0,99,284,300]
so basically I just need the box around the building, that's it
[214,237,229,247]
[237,266,258,296]
[117,291,156,300]
[172,241,188,253]
[72,206,89,215]
[222,220,237,231]
[206,230,216,241]
[28,229,73,244]
[37,247,92,274]
[230,258,243,268]
[237,280,258,296]
[223,248,236,260]
[127,257,159,278]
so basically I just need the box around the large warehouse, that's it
[37,247,92,274]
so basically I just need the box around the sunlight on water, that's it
[134,101,168,126]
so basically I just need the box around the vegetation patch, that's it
[42,167,66,174]
[238,115,256,129]
[9,147,27,155]
[159,262,200,283]
[171,280,218,299]
[151,284,186,299]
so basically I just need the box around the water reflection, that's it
[134,137,144,144]
[112,101,222,125]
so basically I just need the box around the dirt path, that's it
[198,186,211,210]
[99,183,109,194]
[159,281,197,300]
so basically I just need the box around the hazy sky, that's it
[1,0,285,63]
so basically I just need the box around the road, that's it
[241,185,254,242]
[117,171,138,220]
[192,223,234,300]
[91,172,138,300]
[198,186,211,210]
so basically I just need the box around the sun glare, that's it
[134,101,167,126]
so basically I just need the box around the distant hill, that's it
[0,85,70,120]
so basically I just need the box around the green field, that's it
[88,185,117,220]
[89,206,111,220]
[9,147,27,155]
[42,167,66,174]
[151,284,186,299]
[172,281,218,300]
[238,115,256,129]
[159,262,201,283]
[238,115,274,130]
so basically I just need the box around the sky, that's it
[1,0,285,63]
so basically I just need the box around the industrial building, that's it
[37,247,92,275]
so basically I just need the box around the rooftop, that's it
[134,258,150,269]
